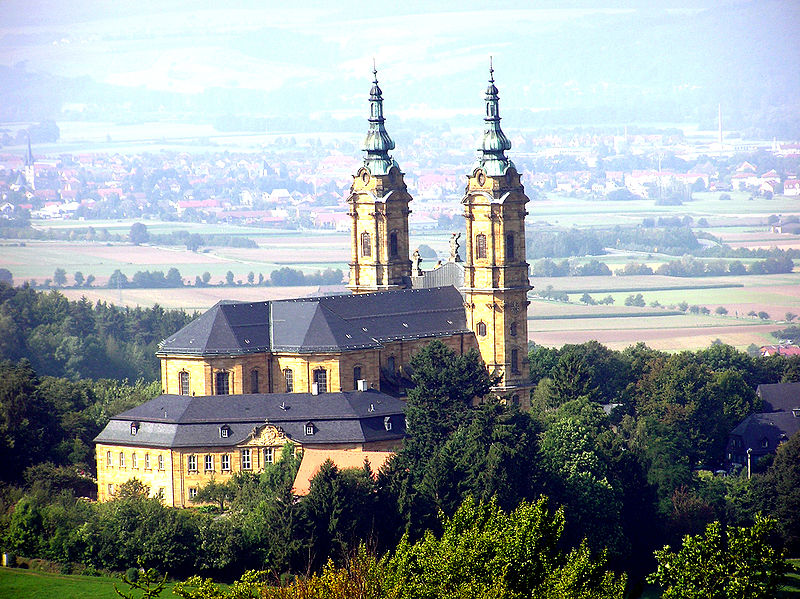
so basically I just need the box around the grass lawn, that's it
[0,567,179,599]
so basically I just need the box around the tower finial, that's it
[477,60,512,176]
[362,64,395,176]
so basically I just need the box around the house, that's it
[95,389,406,507]
[784,179,800,196]
[726,382,800,469]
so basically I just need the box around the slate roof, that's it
[94,389,406,449]
[756,382,800,412]
[158,286,468,356]
[729,411,800,457]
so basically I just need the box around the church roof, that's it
[94,389,407,448]
[158,285,468,356]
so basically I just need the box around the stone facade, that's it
[347,166,413,293]
[462,165,532,396]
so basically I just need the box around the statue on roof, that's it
[411,248,423,276]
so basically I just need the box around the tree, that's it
[758,431,800,552]
[385,496,626,599]
[785,312,796,322]
[108,269,129,289]
[247,271,255,285]
[225,271,234,286]
[580,292,595,305]
[0,268,12,285]
[53,268,67,287]
[84,274,95,288]
[114,557,167,599]
[714,306,728,315]
[202,272,211,285]
[647,515,790,599]
[73,271,84,287]
[185,234,203,252]
[129,222,149,245]
[757,311,770,320]
[624,293,645,307]
[191,476,235,511]
[402,340,495,461]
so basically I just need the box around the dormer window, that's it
[130,422,139,436]
[220,425,230,439]
[384,416,392,431]
[305,422,315,436]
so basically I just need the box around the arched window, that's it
[476,321,487,336]
[283,368,294,392]
[389,231,398,257]
[506,233,515,261]
[313,369,328,393]
[215,371,230,395]
[353,366,362,390]
[179,371,189,395]
[510,322,517,337]
[387,356,396,373]
[475,233,487,259]
[250,369,259,394]
[361,232,372,257]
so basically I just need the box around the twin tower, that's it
[346,64,532,394]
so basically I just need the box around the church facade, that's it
[94,65,533,504]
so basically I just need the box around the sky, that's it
[1,1,797,125]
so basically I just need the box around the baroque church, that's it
[95,65,533,507]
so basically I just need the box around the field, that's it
[0,567,177,599]
[5,189,800,352]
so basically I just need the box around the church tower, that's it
[347,67,412,294]
[462,63,532,397]
[24,134,35,190]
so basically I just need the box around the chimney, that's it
[311,382,319,396]
[357,379,368,392]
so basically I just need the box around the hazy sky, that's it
[1,1,796,122]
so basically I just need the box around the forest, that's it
[0,283,799,597]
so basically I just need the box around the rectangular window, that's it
[144,453,151,469]
[221,454,230,471]
[264,447,274,464]
[475,233,487,259]
[187,454,197,472]
[179,371,189,395]
[284,369,294,392]
[250,370,259,394]
[119,452,125,468]
[189,487,197,499]
[106,451,112,467]
[506,233,515,261]
[132,453,138,469]
[205,455,214,472]
[158,454,164,470]
[313,369,327,393]
[353,366,362,390]
[511,349,519,374]
[361,232,371,257]
[241,448,251,470]
[107,483,113,496]
[215,371,230,395]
